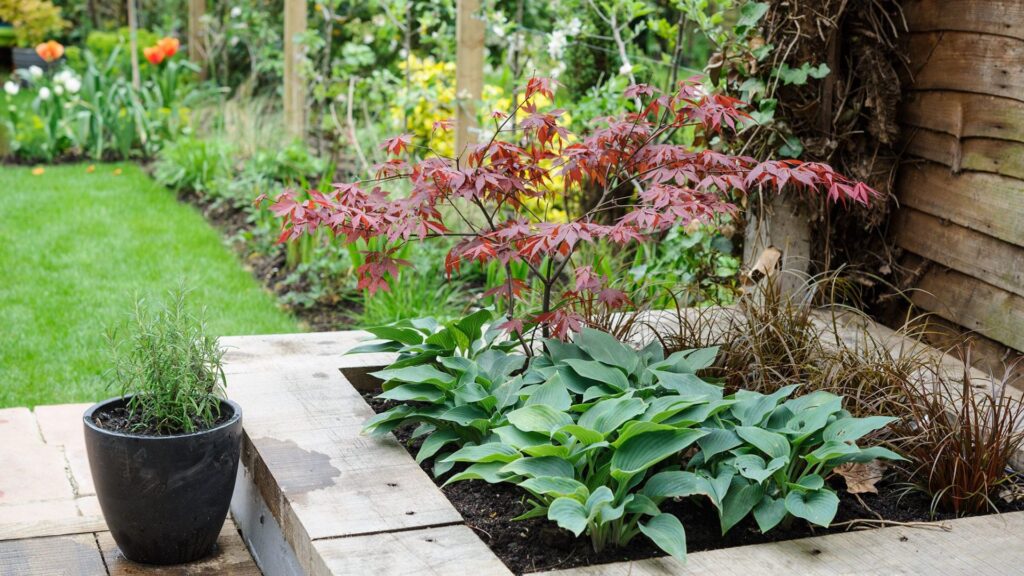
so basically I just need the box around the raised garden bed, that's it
[223,318,1024,575]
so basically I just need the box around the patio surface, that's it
[0,404,261,575]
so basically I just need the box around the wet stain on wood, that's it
[252,437,340,496]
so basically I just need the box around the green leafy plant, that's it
[105,287,226,435]
[695,386,903,533]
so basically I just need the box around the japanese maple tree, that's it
[267,76,875,344]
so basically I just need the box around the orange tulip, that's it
[35,40,65,63]
[143,46,166,66]
[156,37,180,59]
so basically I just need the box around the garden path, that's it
[0,403,260,575]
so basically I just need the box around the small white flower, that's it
[547,30,568,60]
[566,18,582,36]
[550,62,567,79]
[230,6,243,18]
[363,34,374,44]
[38,86,51,100]
[29,65,43,79]
[3,81,18,96]
[618,63,633,76]
[54,85,64,96]
[64,77,81,94]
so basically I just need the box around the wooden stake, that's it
[284,0,307,141]
[127,0,140,90]
[188,0,206,75]
[455,0,485,157]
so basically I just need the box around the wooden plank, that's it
[902,126,1024,181]
[314,525,512,576]
[283,0,307,139]
[0,533,107,576]
[35,403,96,496]
[538,511,1024,575]
[892,209,1024,299]
[223,330,463,575]
[913,267,1024,352]
[896,161,1024,246]
[98,521,261,575]
[900,91,1024,143]
[902,0,1024,40]
[905,312,1024,391]
[906,32,1024,103]
[455,0,485,156]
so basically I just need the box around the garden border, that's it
[223,312,1024,575]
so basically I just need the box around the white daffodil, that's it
[54,85,64,96]
[3,81,18,96]
[38,86,51,101]
[64,76,81,94]
[28,65,43,79]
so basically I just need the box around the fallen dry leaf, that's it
[835,460,888,494]
[31,167,45,176]
[744,246,783,285]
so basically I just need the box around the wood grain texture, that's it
[315,525,512,576]
[900,91,1024,142]
[0,533,106,576]
[903,0,1024,40]
[896,161,1024,246]
[537,511,1024,575]
[892,209,1024,298]
[99,522,261,575]
[913,268,1024,352]
[902,126,1024,181]
[906,32,1024,102]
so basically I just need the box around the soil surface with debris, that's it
[362,392,1024,575]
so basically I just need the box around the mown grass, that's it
[0,162,299,407]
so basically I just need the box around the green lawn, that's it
[0,163,300,407]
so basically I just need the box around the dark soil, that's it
[361,391,1024,575]
[91,404,233,436]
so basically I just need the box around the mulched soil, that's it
[91,404,233,436]
[361,392,1024,575]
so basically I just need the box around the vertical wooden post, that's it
[284,0,307,141]
[127,0,140,90]
[455,0,485,156]
[743,195,813,296]
[188,0,206,74]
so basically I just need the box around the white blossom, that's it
[618,63,633,76]
[29,66,43,79]
[547,30,568,60]
[54,85,64,96]
[38,86,51,100]
[230,6,243,18]
[3,81,18,96]
[63,77,81,94]
[566,18,582,36]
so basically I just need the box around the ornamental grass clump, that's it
[106,288,226,435]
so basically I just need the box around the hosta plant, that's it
[442,391,717,562]
[693,387,905,533]
[358,310,526,474]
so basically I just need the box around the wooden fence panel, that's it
[906,32,1024,103]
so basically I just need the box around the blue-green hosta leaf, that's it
[626,494,661,516]
[455,309,493,344]
[563,359,631,391]
[555,365,598,394]
[370,365,455,387]
[595,495,631,524]
[579,395,647,435]
[783,389,842,414]
[438,404,490,426]
[643,470,715,500]
[665,398,736,427]
[785,488,840,527]
[831,445,905,465]
[415,429,460,463]
[522,444,572,458]
[559,424,605,445]
[525,373,572,411]
[708,468,736,510]
[674,347,720,372]
[519,476,588,500]
[611,421,675,447]
[411,423,435,439]
[787,474,824,492]
[347,340,404,354]
[492,375,525,411]
[363,325,426,345]
[507,405,574,435]
[548,497,589,536]
[611,429,708,479]
[721,477,764,534]
[753,495,787,532]
[639,513,688,562]
[642,396,704,423]
[697,428,743,460]
[544,338,586,363]
[575,327,640,373]
[784,397,844,440]
[493,425,549,450]
[654,371,724,400]
[434,455,456,477]
[453,380,490,404]
[443,442,520,464]
[731,385,801,426]
[439,355,475,373]
[582,385,617,402]
[477,349,525,384]
[736,426,790,460]
[377,383,445,403]
[501,456,574,479]
[732,454,788,483]
[362,404,415,435]
[442,462,514,485]
[822,416,896,443]
[804,440,860,465]
[585,486,615,518]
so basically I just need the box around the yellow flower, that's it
[113,168,123,176]
[31,167,45,176]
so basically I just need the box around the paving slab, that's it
[35,403,96,495]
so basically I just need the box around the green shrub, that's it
[105,287,226,435]
[154,135,235,195]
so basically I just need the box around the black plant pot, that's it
[83,396,242,565]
